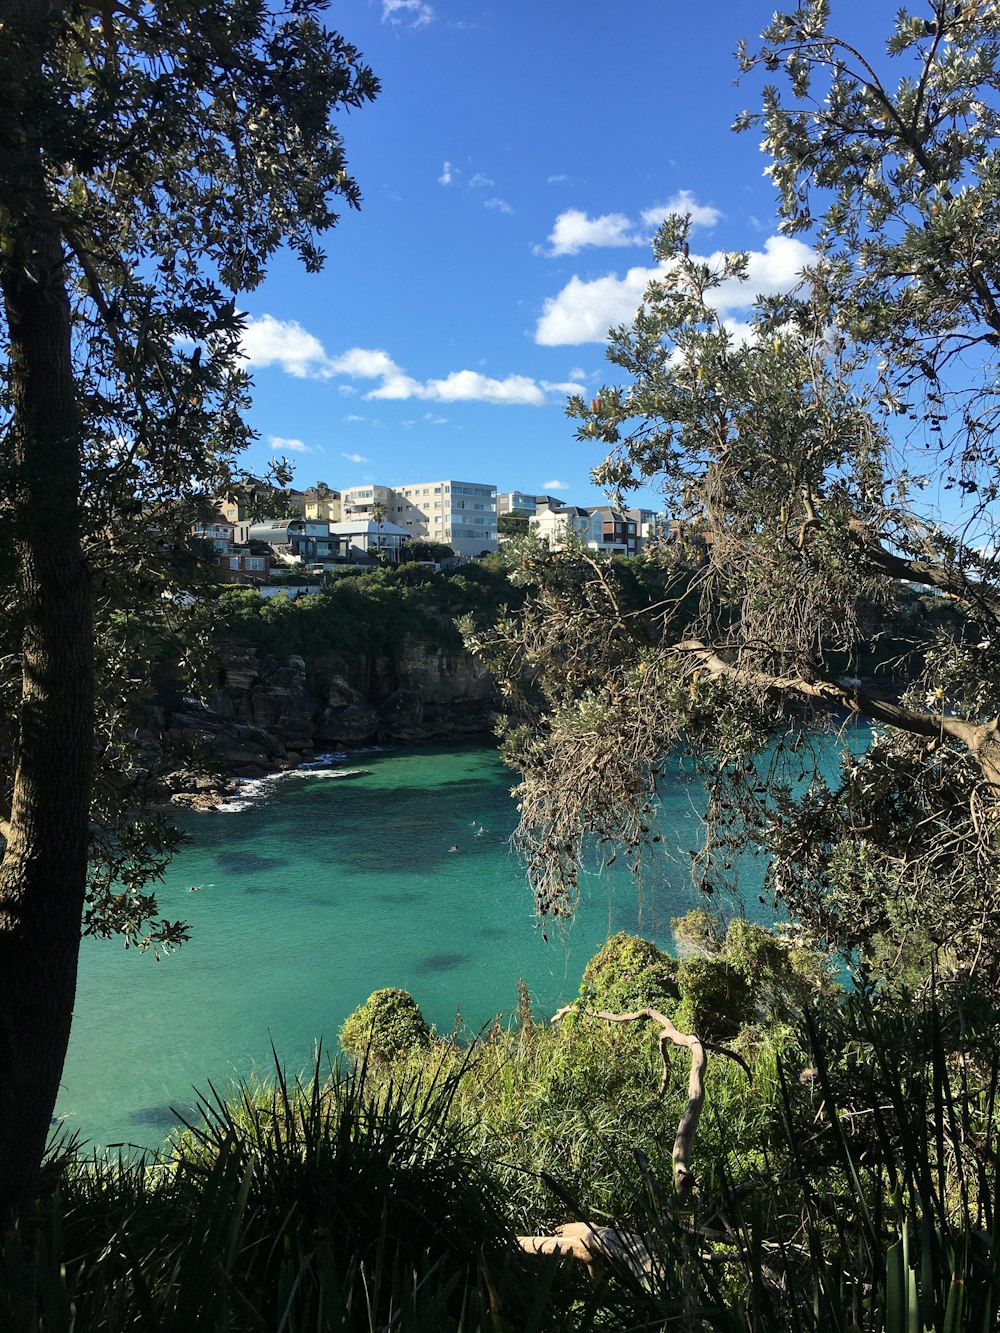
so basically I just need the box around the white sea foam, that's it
[214,748,392,813]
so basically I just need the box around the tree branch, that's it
[553,1003,706,1202]
[848,521,1000,622]
[674,639,1000,786]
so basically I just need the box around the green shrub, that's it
[339,987,431,1063]
[579,931,679,1014]
[674,954,754,1040]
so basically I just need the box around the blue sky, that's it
[239,0,880,508]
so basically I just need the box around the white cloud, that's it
[535,266,654,345]
[546,209,637,257]
[342,449,370,460]
[543,479,570,490]
[484,197,513,215]
[269,435,314,454]
[329,347,399,379]
[332,345,564,405]
[362,367,425,399]
[438,160,453,185]
[569,367,586,381]
[542,191,720,258]
[469,172,494,189]
[423,413,448,424]
[535,235,814,346]
[242,315,333,378]
[423,370,546,405]
[641,190,721,231]
[242,316,574,406]
[547,174,571,185]
[382,0,433,27]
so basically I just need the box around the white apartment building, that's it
[497,491,567,517]
[392,480,496,556]
[530,505,603,548]
[340,484,395,520]
[340,480,497,557]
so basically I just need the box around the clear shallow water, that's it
[57,743,712,1152]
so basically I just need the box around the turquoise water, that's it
[57,743,710,1151]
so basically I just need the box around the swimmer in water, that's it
[449,844,459,853]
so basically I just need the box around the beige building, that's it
[342,480,498,557]
[302,485,342,523]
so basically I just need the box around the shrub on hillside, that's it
[339,987,432,1063]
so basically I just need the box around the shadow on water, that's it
[416,952,468,973]
[216,850,285,874]
[130,1103,195,1129]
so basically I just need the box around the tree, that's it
[0,0,376,1222]
[403,538,455,562]
[498,511,531,539]
[475,1,1000,998]
[339,988,432,1064]
[370,499,387,557]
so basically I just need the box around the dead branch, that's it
[550,1002,706,1203]
[517,1221,658,1280]
[517,1003,762,1283]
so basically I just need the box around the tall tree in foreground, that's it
[0,0,376,1222]
[475,0,1000,994]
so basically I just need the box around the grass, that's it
[4,982,1000,1329]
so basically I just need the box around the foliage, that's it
[580,931,679,1014]
[339,988,432,1064]
[0,0,378,1221]
[475,2,1000,1003]
[497,512,531,538]
[403,538,456,562]
[353,950,1000,1330]
[1,1058,540,1332]
[212,559,521,660]
[0,2,378,948]
[4,939,999,1329]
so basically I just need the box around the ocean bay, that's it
[58,743,708,1150]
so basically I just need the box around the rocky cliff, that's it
[152,636,500,804]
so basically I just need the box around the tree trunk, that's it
[0,14,93,1223]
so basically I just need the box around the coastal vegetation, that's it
[473,0,1000,1010]
[3,920,999,1329]
[210,557,518,661]
[1,1,999,1328]
[0,0,378,1222]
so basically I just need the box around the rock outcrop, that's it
[149,634,499,796]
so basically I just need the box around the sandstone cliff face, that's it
[156,637,498,782]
